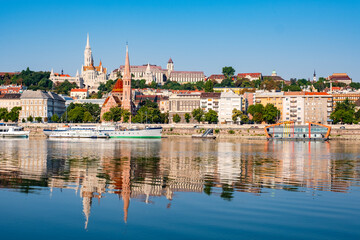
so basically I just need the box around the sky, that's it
[0,0,359,81]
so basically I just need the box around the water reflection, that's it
[0,138,359,229]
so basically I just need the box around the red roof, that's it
[237,73,262,78]
[208,74,225,80]
[71,89,88,92]
[305,92,329,96]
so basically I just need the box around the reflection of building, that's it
[0,138,357,230]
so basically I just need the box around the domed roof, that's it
[112,78,123,93]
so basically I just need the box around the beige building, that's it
[169,92,201,123]
[19,90,66,121]
[0,93,21,111]
[283,92,332,125]
[159,96,169,113]
[200,92,220,113]
[112,58,205,85]
[331,92,360,110]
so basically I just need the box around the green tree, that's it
[122,110,131,123]
[51,113,60,123]
[173,114,181,123]
[35,117,42,123]
[330,99,356,124]
[102,112,112,122]
[241,114,249,124]
[110,107,123,122]
[0,108,9,120]
[68,106,85,122]
[150,81,158,89]
[27,115,33,122]
[83,111,93,123]
[7,107,22,122]
[184,113,191,123]
[263,104,280,124]
[253,112,264,124]
[222,66,235,79]
[204,109,218,123]
[54,80,78,95]
[204,80,214,92]
[192,108,204,123]
[232,109,242,123]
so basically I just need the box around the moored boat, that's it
[44,125,109,138]
[101,126,162,138]
[265,121,331,141]
[0,123,30,138]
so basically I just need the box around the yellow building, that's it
[254,91,284,118]
[331,93,360,110]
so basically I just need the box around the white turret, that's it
[84,33,92,66]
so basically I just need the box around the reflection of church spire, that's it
[122,158,131,223]
[83,195,92,229]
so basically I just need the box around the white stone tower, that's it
[167,58,174,73]
[84,33,92,67]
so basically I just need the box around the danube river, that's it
[0,138,359,239]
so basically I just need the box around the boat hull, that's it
[107,128,162,139]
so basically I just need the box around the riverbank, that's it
[17,123,360,140]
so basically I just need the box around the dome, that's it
[112,78,123,92]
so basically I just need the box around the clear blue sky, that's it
[0,0,359,81]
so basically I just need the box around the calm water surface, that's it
[0,138,359,239]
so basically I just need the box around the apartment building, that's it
[218,91,242,124]
[283,92,332,125]
[200,92,221,113]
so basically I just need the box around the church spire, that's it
[124,43,131,79]
[86,33,90,48]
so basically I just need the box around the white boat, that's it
[0,123,30,138]
[99,125,162,138]
[44,125,109,138]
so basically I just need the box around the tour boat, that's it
[0,123,30,138]
[43,125,109,138]
[265,121,331,141]
[99,125,162,138]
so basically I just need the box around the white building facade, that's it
[218,91,243,124]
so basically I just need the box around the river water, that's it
[0,138,359,239]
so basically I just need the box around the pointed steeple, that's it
[124,43,131,79]
[50,68,54,75]
[76,70,79,77]
[99,59,102,67]
[146,63,151,72]
[86,33,90,48]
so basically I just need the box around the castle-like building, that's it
[50,34,108,93]
[110,58,205,85]
[100,45,134,120]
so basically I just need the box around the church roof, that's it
[112,78,124,93]
[168,58,173,63]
